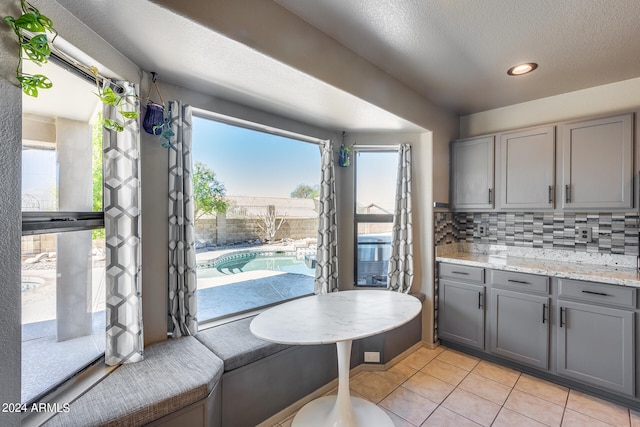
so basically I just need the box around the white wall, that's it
[460,77,640,138]
[0,77,23,427]
[0,4,23,425]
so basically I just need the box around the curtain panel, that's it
[388,143,414,293]
[104,81,144,365]
[314,139,339,294]
[167,101,198,337]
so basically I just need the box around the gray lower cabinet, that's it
[439,279,485,350]
[490,288,550,369]
[557,300,635,396]
[438,263,638,401]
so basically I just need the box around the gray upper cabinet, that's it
[451,136,495,210]
[498,126,555,210]
[559,113,633,209]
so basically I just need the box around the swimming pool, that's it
[197,250,315,278]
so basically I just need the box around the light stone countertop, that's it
[436,243,640,288]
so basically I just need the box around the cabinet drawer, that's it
[439,263,484,283]
[492,270,549,294]
[558,279,636,309]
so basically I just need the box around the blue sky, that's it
[21,116,399,211]
[192,116,398,208]
[192,117,321,198]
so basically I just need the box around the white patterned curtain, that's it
[314,139,339,294]
[104,81,143,365]
[168,101,198,337]
[387,143,414,293]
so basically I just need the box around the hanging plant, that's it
[90,66,140,132]
[141,72,173,147]
[338,131,353,167]
[3,0,57,97]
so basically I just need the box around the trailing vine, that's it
[3,0,57,97]
[91,66,140,132]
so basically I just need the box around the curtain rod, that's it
[353,144,401,150]
[192,108,327,146]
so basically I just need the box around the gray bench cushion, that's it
[45,336,224,427]
[196,316,290,371]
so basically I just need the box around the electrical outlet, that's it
[576,226,593,243]
[476,224,488,237]
[364,352,380,363]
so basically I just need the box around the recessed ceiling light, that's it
[507,63,538,76]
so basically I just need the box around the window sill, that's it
[22,358,116,427]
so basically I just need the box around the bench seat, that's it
[195,316,290,371]
[44,336,224,427]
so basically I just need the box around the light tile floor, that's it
[272,346,640,427]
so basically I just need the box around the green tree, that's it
[290,183,319,199]
[193,161,228,220]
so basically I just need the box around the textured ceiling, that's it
[28,0,640,129]
[274,0,640,115]
[45,0,423,132]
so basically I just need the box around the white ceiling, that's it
[22,59,100,123]
[25,0,640,130]
[273,0,640,115]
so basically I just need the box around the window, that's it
[21,58,104,403]
[192,113,321,322]
[354,149,398,287]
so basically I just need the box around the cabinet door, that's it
[439,279,485,349]
[490,289,549,369]
[557,300,635,396]
[451,136,494,210]
[560,113,633,209]
[499,126,555,210]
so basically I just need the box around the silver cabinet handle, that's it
[488,188,492,204]
[565,184,571,203]
[548,185,553,204]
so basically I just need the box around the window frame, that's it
[352,146,398,288]
[191,108,325,322]
[20,53,107,406]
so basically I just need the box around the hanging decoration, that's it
[140,72,174,147]
[142,72,166,135]
[338,131,352,167]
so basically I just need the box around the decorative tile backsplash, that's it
[435,212,640,256]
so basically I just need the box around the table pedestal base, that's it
[291,396,393,427]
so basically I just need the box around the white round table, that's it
[250,290,422,427]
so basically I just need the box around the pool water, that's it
[197,250,315,278]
